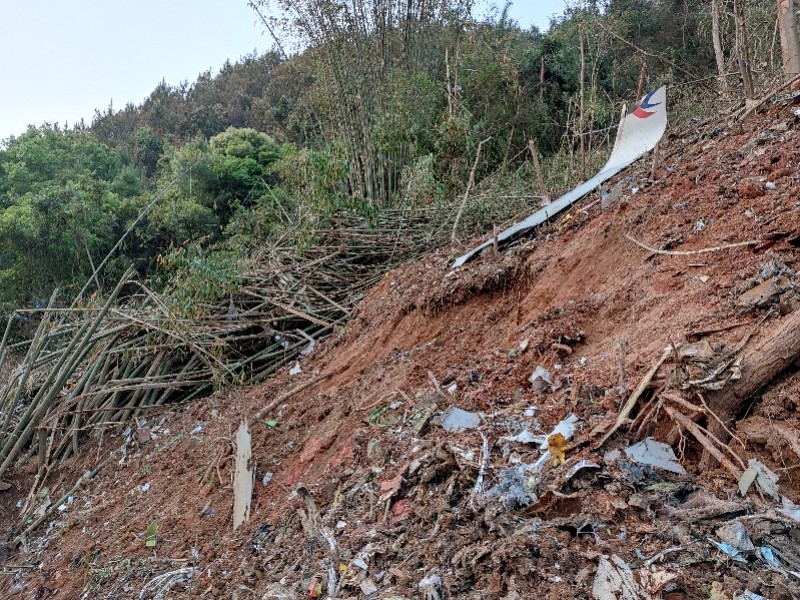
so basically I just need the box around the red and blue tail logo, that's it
[632,90,661,118]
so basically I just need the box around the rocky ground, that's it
[2,96,800,600]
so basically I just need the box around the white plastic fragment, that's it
[710,539,750,563]
[139,567,197,600]
[484,463,539,508]
[439,407,480,432]
[759,546,781,569]
[418,574,442,600]
[447,383,458,395]
[351,543,373,571]
[624,438,687,474]
[568,460,600,479]
[592,554,652,600]
[738,466,757,496]
[360,579,378,595]
[501,430,545,445]
[289,362,302,376]
[529,365,554,392]
[777,497,800,522]
[531,414,581,472]
[540,414,579,450]
[715,521,754,553]
[739,459,780,500]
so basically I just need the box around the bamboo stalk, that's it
[0,205,459,486]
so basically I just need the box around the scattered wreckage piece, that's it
[452,87,668,268]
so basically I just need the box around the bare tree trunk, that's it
[712,0,728,89]
[734,0,756,99]
[778,0,800,77]
[636,61,647,100]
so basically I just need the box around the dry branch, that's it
[624,234,759,256]
[598,345,672,447]
[666,407,743,479]
[452,137,491,242]
[254,370,336,421]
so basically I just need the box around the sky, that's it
[0,0,565,143]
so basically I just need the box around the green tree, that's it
[0,127,141,302]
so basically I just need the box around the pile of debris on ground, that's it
[2,97,800,599]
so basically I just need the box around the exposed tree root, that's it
[699,307,800,469]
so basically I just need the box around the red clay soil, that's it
[2,100,800,600]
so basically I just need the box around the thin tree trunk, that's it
[778,0,800,77]
[579,28,586,177]
[711,0,728,90]
[528,139,549,204]
[446,47,454,117]
[451,137,491,243]
[540,55,545,105]
[734,0,756,99]
[636,61,648,100]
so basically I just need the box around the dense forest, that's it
[0,0,793,312]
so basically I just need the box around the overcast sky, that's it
[0,1,565,142]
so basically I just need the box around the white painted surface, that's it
[452,87,668,268]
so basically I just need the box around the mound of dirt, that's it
[3,101,800,599]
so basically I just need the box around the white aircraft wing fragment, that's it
[452,86,668,269]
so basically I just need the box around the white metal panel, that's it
[452,87,667,269]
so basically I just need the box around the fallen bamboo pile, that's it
[0,208,453,482]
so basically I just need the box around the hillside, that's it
[2,91,800,599]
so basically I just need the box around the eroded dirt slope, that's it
[2,100,800,600]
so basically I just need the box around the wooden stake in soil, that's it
[232,421,253,530]
[617,339,628,391]
[636,61,648,100]
[650,141,661,180]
